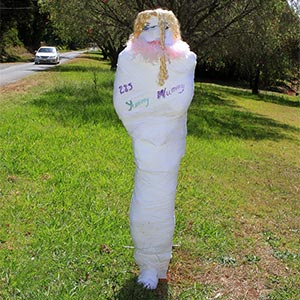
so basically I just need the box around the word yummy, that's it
[157,84,185,99]
[126,98,150,111]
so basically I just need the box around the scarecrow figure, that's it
[113,8,196,289]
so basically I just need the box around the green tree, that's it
[39,0,299,92]
[39,0,263,68]
[197,0,300,93]
[0,0,58,61]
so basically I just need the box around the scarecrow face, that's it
[139,16,174,45]
[139,16,160,42]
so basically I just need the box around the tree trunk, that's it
[108,46,124,70]
[100,46,108,60]
[252,65,260,94]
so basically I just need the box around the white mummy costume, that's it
[113,9,196,289]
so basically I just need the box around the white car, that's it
[34,46,60,64]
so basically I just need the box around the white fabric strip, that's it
[113,37,196,289]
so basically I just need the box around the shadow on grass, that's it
[115,277,168,300]
[215,84,299,107]
[32,79,297,140]
[80,53,110,62]
[188,85,298,140]
[32,81,121,128]
[49,63,113,74]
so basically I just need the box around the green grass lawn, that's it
[0,53,299,300]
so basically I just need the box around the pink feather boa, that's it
[127,38,190,63]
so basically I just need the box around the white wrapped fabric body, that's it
[113,39,196,288]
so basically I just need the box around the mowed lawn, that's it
[0,53,299,300]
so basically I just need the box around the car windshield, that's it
[38,48,55,53]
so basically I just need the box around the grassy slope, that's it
[0,54,299,299]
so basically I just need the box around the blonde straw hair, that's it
[130,9,181,86]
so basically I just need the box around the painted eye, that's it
[143,23,158,31]
[143,23,150,31]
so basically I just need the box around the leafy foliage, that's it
[39,0,300,93]
[0,0,60,61]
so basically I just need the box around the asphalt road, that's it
[0,50,85,87]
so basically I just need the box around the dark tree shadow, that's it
[47,63,113,74]
[32,78,298,141]
[115,277,169,300]
[188,85,298,141]
[32,79,121,128]
[80,53,110,63]
[208,83,300,107]
[228,88,298,107]
[29,59,112,74]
